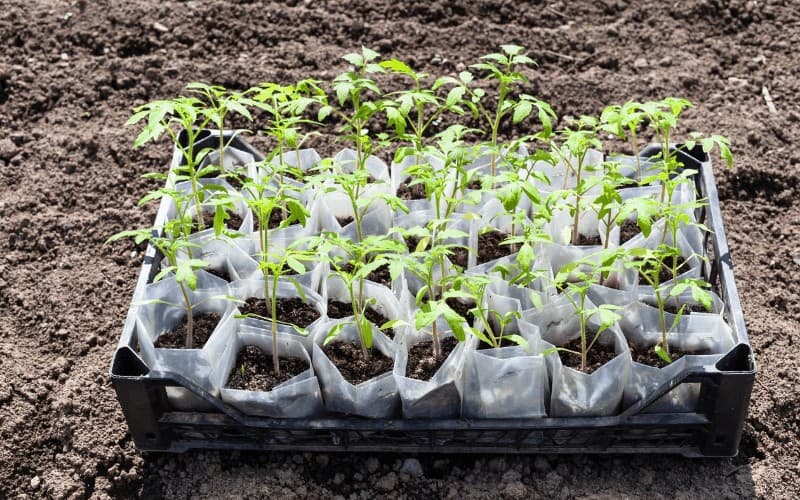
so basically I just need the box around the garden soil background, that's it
[0,0,797,497]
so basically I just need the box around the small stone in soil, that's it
[558,336,618,374]
[154,313,221,349]
[619,220,640,243]
[406,337,458,381]
[239,297,320,327]
[576,233,602,246]
[324,342,394,385]
[477,230,513,264]
[396,177,427,200]
[225,345,309,391]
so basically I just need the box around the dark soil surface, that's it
[324,342,394,385]
[152,313,220,349]
[619,219,641,243]
[445,298,476,327]
[326,300,394,337]
[396,177,427,200]
[661,302,711,315]
[406,336,458,381]
[341,262,391,287]
[206,267,231,282]
[239,297,320,328]
[225,345,308,392]
[198,211,244,232]
[477,229,513,264]
[1,0,796,497]
[558,337,618,374]
[476,337,518,350]
[631,345,686,369]
[336,215,354,227]
[576,233,602,246]
[252,209,289,231]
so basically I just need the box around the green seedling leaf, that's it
[654,344,672,364]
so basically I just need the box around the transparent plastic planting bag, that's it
[620,305,736,412]
[228,276,326,352]
[309,192,393,240]
[312,321,400,417]
[623,218,703,296]
[393,323,471,419]
[523,294,632,417]
[134,270,232,410]
[207,328,324,418]
[460,292,550,419]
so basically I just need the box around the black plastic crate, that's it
[109,138,755,457]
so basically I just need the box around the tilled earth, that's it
[1,0,798,498]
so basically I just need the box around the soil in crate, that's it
[252,210,289,231]
[154,313,221,349]
[324,342,394,384]
[576,233,602,246]
[406,336,459,381]
[326,300,395,338]
[445,298,475,326]
[225,345,309,391]
[239,297,320,327]
[197,212,244,232]
[476,337,518,350]
[477,230,513,264]
[405,236,469,269]
[630,345,683,369]
[396,177,427,200]
[340,263,391,287]
[336,215,354,227]
[660,302,709,315]
[206,267,232,282]
[558,336,618,374]
[619,220,640,244]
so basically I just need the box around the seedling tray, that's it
[109,137,755,457]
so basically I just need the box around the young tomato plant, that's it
[248,238,317,375]
[545,115,604,246]
[393,219,470,359]
[249,79,326,180]
[319,47,388,176]
[449,273,525,349]
[127,94,221,232]
[437,45,555,181]
[106,217,208,349]
[186,82,254,174]
[550,250,624,372]
[600,101,647,180]
[380,58,463,159]
[313,232,405,359]
[625,245,712,362]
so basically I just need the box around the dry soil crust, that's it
[0,0,798,498]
